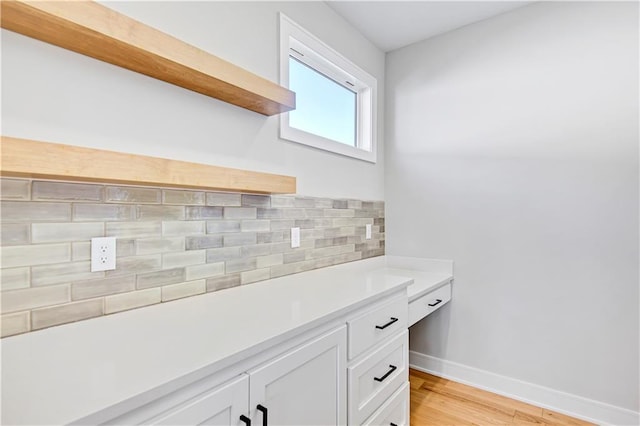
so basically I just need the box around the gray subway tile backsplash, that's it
[0,178,384,336]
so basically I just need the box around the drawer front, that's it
[348,331,408,425]
[348,295,407,360]
[408,282,451,327]
[361,382,409,426]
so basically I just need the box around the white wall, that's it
[1,1,385,200]
[386,1,639,414]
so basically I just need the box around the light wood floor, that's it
[409,369,594,425]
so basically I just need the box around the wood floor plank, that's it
[409,369,594,426]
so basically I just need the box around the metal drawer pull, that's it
[428,299,443,307]
[390,423,398,426]
[375,317,398,330]
[256,404,268,426]
[374,364,397,382]
[240,414,251,426]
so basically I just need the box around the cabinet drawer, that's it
[348,331,408,425]
[348,295,407,360]
[408,282,451,327]
[361,382,408,426]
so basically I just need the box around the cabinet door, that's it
[248,326,347,426]
[148,374,249,425]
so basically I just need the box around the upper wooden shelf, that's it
[0,0,296,116]
[0,136,297,194]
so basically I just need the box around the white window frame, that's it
[279,13,378,163]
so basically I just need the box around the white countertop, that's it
[0,256,453,425]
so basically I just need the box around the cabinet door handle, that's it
[256,404,268,426]
[375,317,398,330]
[390,423,398,426]
[428,299,443,307]
[240,414,251,426]
[374,364,397,382]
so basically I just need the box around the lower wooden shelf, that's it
[0,136,296,194]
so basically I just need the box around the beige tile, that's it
[161,279,206,302]
[206,274,241,292]
[206,192,241,207]
[32,181,103,202]
[32,222,104,243]
[307,244,355,260]
[106,186,161,204]
[0,267,30,291]
[347,200,363,209]
[162,220,204,236]
[137,268,185,290]
[1,201,71,222]
[71,275,136,300]
[1,223,30,245]
[106,221,161,238]
[73,204,134,221]
[185,262,224,281]
[31,259,100,285]
[361,248,385,259]
[162,250,206,269]
[1,285,70,313]
[136,205,185,220]
[163,189,205,205]
[256,253,284,269]
[241,220,270,232]
[105,255,162,277]
[1,243,71,268]
[241,268,270,285]
[0,179,30,200]
[136,237,184,255]
[1,311,30,337]
[105,288,161,314]
[32,298,103,330]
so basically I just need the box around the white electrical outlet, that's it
[365,223,372,240]
[91,237,116,272]
[291,227,301,248]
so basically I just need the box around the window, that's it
[279,14,377,163]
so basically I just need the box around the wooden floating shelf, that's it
[0,136,297,194]
[0,0,296,116]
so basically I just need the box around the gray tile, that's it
[374,218,385,226]
[294,219,315,229]
[137,268,186,289]
[73,204,135,221]
[314,198,334,208]
[0,179,30,200]
[206,274,241,292]
[186,235,223,250]
[206,192,241,207]
[223,232,256,247]
[241,194,271,208]
[332,218,373,227]
[257,231,285,244]
[32,222,104,243]
[270,195,295,208]
[106,186,161,204]
[32,181,103,202]
[256,253,283,269]
[1,243,71,268]
[162,221,204,236]
[241,220,270,232]
[283,251,306,264]
[0,267,30,291]
[294,197,316,208]
[186,206,223,220]
[1,201,70,222]
[313,218,333,228]
[270,220,295,231]
[304,209,325,217]
[105,255,162,277]
[324,209,355,217]
[324,227,356,238]
[72,275,136,300]
[241,244,272,257]
[161,280,206,302]
[315,237,348,248]
[333,200,348,209]
[307,244,356,260]
[225,257,257,273]
[223,207,256,219]
[206,220,240,233]
[163,190,205,205]
[1,312,30,337]
[31,261,103,287]
[106,221,161,238]
[105,288,161,314]
[347,200,363,209]
[355,209,384,218]
[257,208,283,219]
[136,237,184,255]
[137,205,185,220]
[1,285,70,313]
[361,248,385,259]
[32,299,103,330]
[281,208,307,219]
[300,228,323,240]
[185,262,224,281]
[162,250,205,269]
[355,240,381,251]
[1,223,30,245]
[206,247,241,263]
[270,260,315,278]
[241,268,270,285]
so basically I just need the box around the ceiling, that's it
[326,1,534,52]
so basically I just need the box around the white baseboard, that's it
[409,351,640,426]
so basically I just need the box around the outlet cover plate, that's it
[91,237,116,272]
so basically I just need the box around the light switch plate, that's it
[91,237,116,272]
[291,227,301,248]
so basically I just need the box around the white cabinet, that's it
[408,282,451,327]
